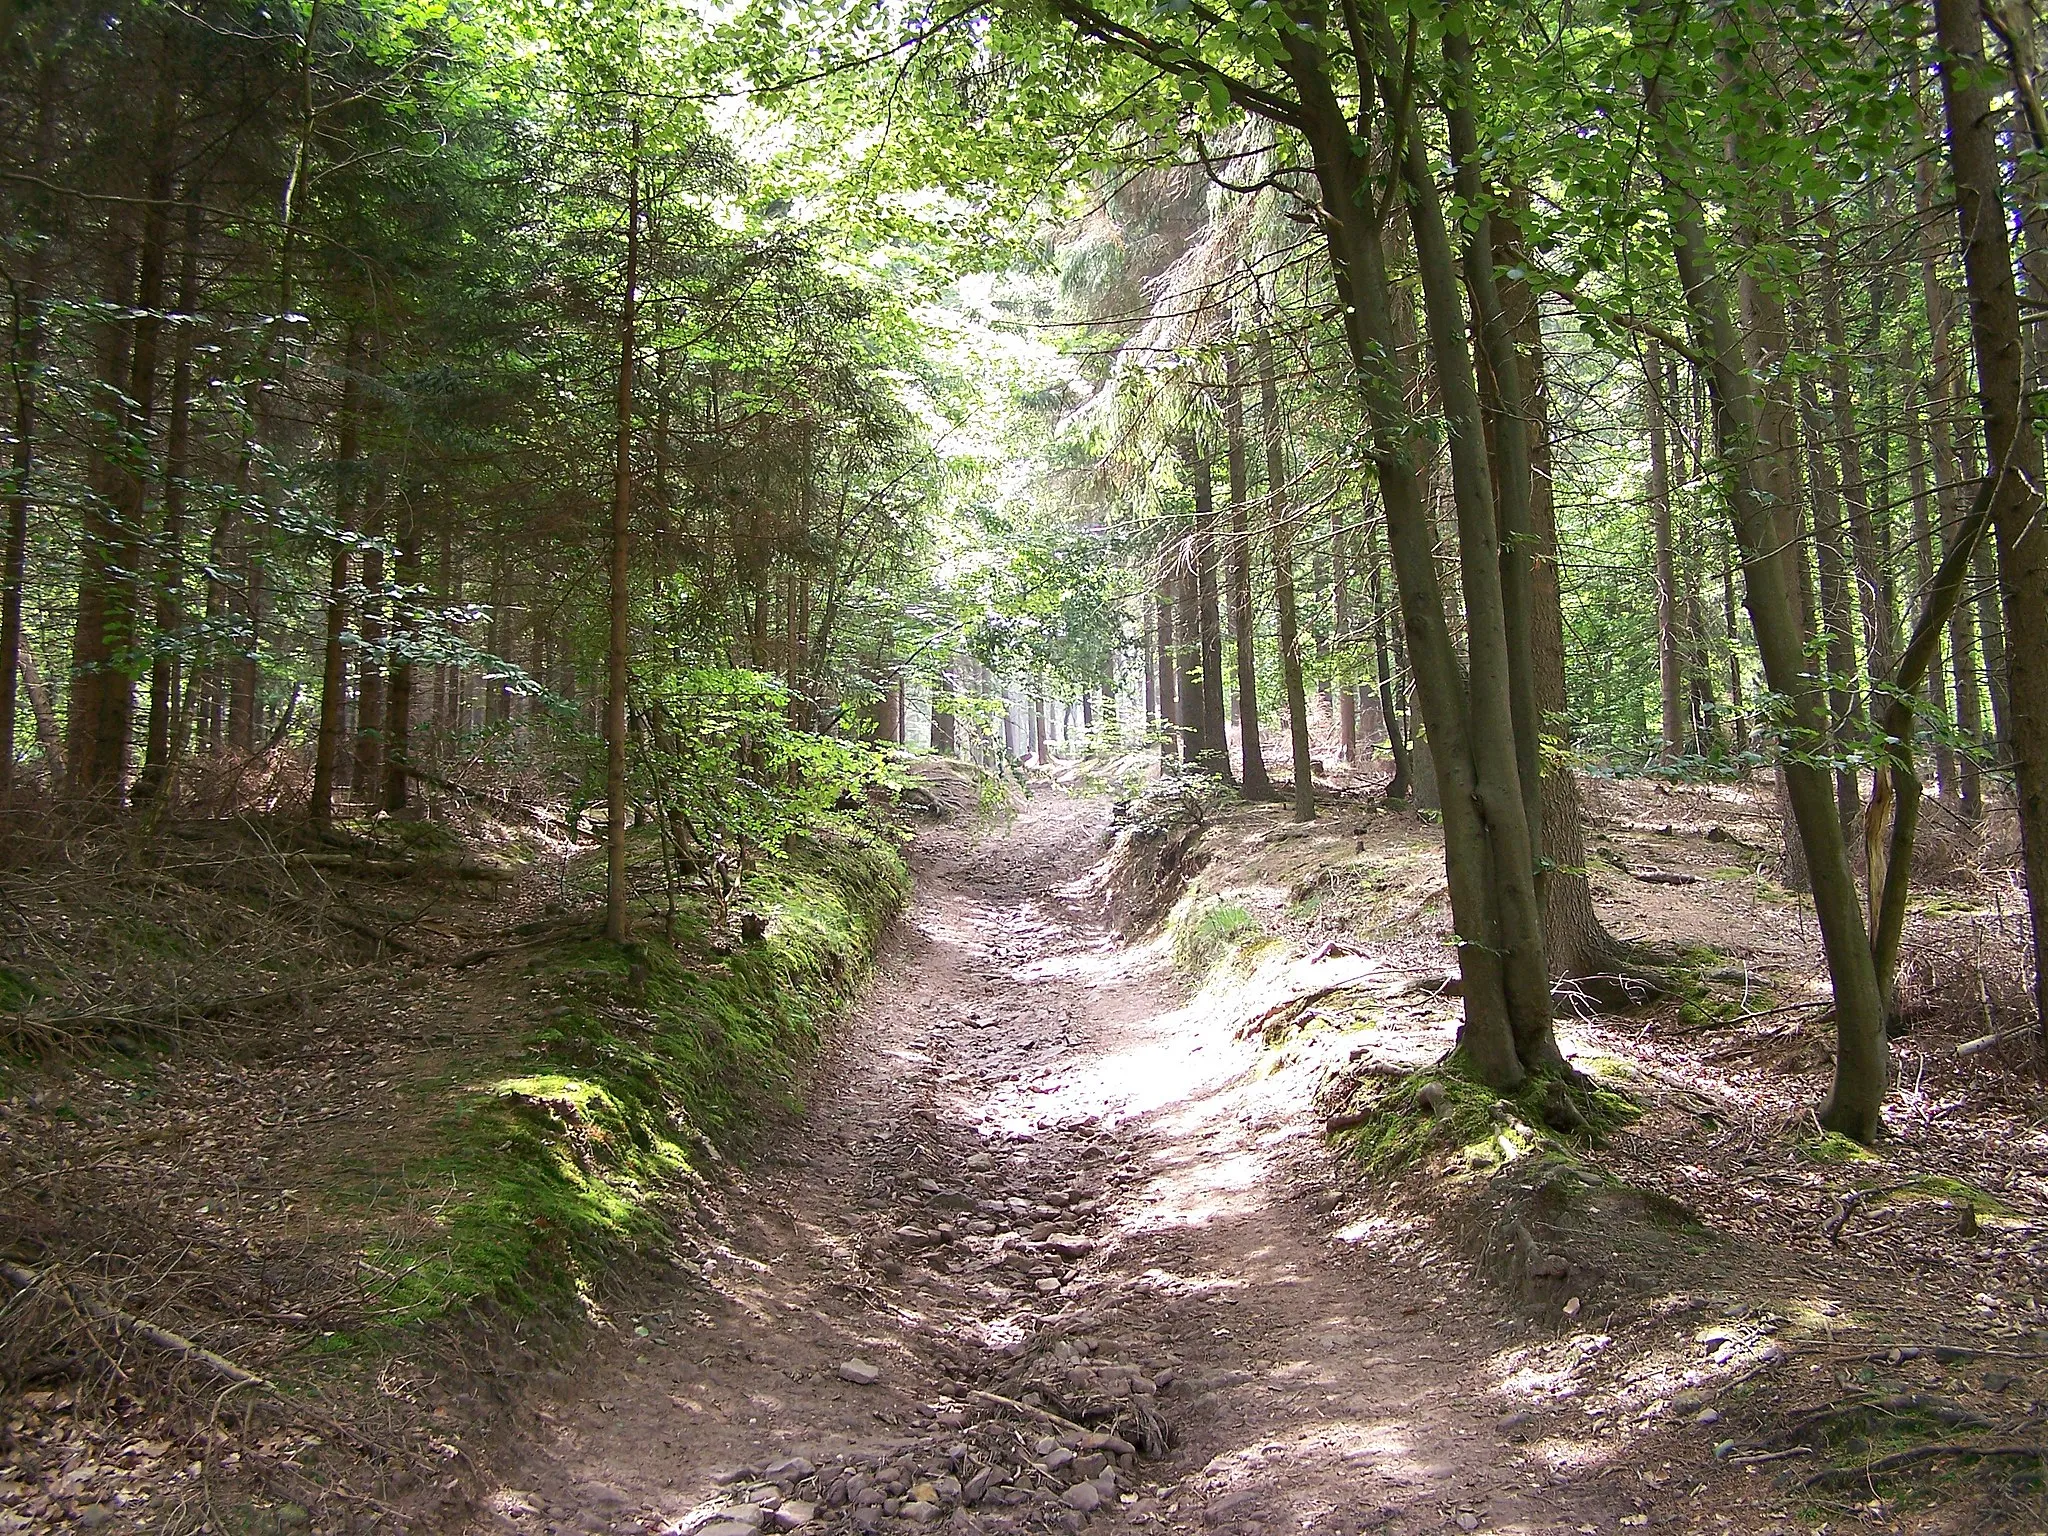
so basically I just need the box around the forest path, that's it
[476,790,1649,1536]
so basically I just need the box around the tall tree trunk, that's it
[1431,34,1557,1063]
[1797,349,1866,830]
[1155,559,1178,765]
[1,244,46,802]
[73,115,172,796]
[1174,539,1203,769]
[606,125,641,943]
[383,513,419,812]
[1934,0,2048,1040]
[1905,390,1957,803]
[1258,332,1314,824]
[1188,439,1231,779]
[1913,110,1986,819]
[311,324,367,825]
[133,199,201,804]
[1499,199,1637,992]
[1331,503,1357,762]
[1286,22,1545,1086]
[1140,601,1156,734]
[1364,506,1411,800]
[933,664,958,757]
[1224,348,1272,797]
[1819,223,1897,688]
[1645,32,1889,1141]
[1649,340,1684,760]
[356,511,387,791]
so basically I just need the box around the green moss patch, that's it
[1797,1131,1881,1166]
[1329,1052,1641,1178]
[1869,1174,2014,1219]
[385,826,907,1321]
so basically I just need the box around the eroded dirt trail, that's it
[479,793,1643,1536]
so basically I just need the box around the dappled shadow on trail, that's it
[474,790,1663,1536]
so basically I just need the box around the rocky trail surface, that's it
[475,791,1658,1536]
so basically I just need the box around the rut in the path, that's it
[477,793,1645,1536]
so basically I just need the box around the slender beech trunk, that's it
[606,125,641,943]
[1288,10,1549,1083]
[1905,391,1956,803]
[1412,29,1557,1064]
[1797,347,1866,829]
[1258,330,1314,824]
[1365,508,1411,800]
[1913,101,1987,818]
[1332,504,1357,761]
[1645,34,1888,1141]
[1188,439,1231,779]
[311,325,367,825]
[1649,341,1684,759]
[383,512,419,811]
[1933,0,2048,1039]
[1819,224,1896,687]
[1224,348,1271,797]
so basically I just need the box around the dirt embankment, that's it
[0,771,928,1536]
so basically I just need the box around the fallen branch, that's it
[967,1388,1090,1436]
[10,964,386,1041]
[1861,1343,2048,1365]
[1822,1185,1913,1244]
[1800,1442,2047,1489]
[1959,1022,2037,1057]
[1,1260,269,1389]
[443,923,595,970]
[1726,1445,1813,1466]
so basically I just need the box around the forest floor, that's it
[459,776,2048,1536]
[5,770,2047,1536]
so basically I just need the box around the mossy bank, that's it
[380,822,909,1326]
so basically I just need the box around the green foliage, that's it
[635,668,884,924]
[1171,897,1263,976]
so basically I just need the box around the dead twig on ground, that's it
[967,1389,1090,1436]
[1,1259,270,1389]
[1800,1442,2047,1489]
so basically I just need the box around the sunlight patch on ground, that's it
[1124,1143,1270,1232]
[1332,1210,1431,1247]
